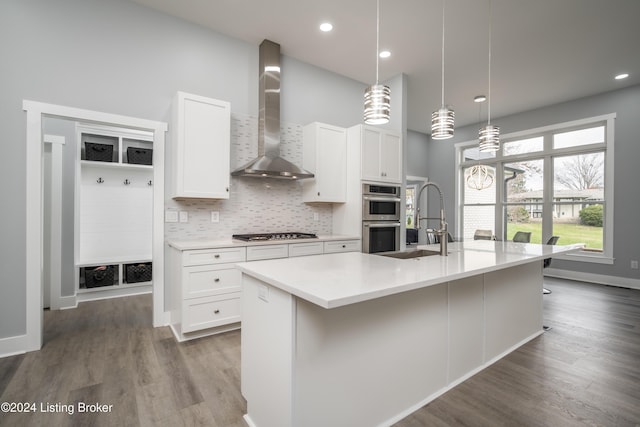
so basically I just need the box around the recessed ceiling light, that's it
[379,50,391,58]
[474,95,487,103]
[319,22,333,32]
[615,73,629,80]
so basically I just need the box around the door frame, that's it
[23,100,167,352]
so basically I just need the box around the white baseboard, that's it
[0,334,28,359]
[76,284,152,303]
[544,268,640,290]
[59,295,78,310]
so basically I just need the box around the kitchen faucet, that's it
[415,181,448,256]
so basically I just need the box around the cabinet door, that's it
[361,127,382,181]
[380,131,402,183]
[302,123,347,203]
[172,92,230,199]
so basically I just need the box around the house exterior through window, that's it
[456,114,615,264]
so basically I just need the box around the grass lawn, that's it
[507,222,603,250]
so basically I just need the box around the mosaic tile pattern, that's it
[165,113,333,240]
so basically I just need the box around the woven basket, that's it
[125,262,152,283]
[84,265,115,288]
[127,147,153,165]
[85,142,114,162]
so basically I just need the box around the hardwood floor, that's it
[1,278,639,426]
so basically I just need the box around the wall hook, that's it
[97,177,104,184]
[124,179,130,185]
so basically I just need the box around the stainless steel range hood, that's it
[231,40,314,180]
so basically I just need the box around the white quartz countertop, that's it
[236,241,582,309]
[166,235,360,251]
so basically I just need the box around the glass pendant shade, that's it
[431,107,455,140]
[478,124,500,152]
[364,84,391,124]
[466,164,494,190]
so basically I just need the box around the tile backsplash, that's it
[164,113,333,241]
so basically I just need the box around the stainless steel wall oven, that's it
[362,184,401,253]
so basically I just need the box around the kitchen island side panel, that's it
[293,283,449,427]
[484,261,544,362]
[241,275,295,427]
[448,275,485,382]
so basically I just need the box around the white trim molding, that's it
[545,268,640,291]
[0,335,28,359]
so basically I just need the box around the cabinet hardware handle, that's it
[226,187,229,192]
[317,192,320,196]
[97,177,104,184]
[214,278,220,282]
[214,254,220,259]
[148,180,153,186]
[214,309,220,314]
[124,179,131,185]
[342,245,346,248]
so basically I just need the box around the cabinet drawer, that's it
[183,265,241,299]
[289,242,323,257]
[183,247,246,266]
[182,293,241,333]
[246,244,289,261]
[324,240,361,253]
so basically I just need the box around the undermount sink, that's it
[377,249,442,259]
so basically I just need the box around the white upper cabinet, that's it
[302,122,347,203]
[170,91,231,199]
[360,126,402,183]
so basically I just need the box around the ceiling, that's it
[130,0,640,134]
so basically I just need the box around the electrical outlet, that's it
[258,284,269,302]
[165,210,178,223]
[211,211,220,223]
[179,211,188,223]
[631,260,638,270]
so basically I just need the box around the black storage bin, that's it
[85,142,114,162]
[124,262,152,283]
[127,147,153,165]
[83,265,115,288]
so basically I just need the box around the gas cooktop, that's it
[232,232,318,242]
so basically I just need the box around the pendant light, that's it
[364,0,390,125]
[478,0,499,152]
[431,0,454,140]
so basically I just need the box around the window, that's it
[405,185,416,228]
[457,114,614,263]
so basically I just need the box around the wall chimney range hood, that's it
[231,40,314,180]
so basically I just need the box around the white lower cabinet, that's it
[183,293,242,333]
[168,238,360,341]
[323,239,361,253]
[289,242,324,257]
[169,246,246,341]
[246,244,289,261]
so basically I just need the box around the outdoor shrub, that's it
[507,206,530,223]
[579,204,603,227]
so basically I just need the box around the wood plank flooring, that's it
[1,277,639,426]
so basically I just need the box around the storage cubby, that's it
[123,138,153,165]
[82,133,118,162]
[75,123,154,298]
[79,264,118,289]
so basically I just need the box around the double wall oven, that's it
[362,183,401,253]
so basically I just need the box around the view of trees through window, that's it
[461,122,608,252]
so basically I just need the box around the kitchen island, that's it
[238,241,580,427]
